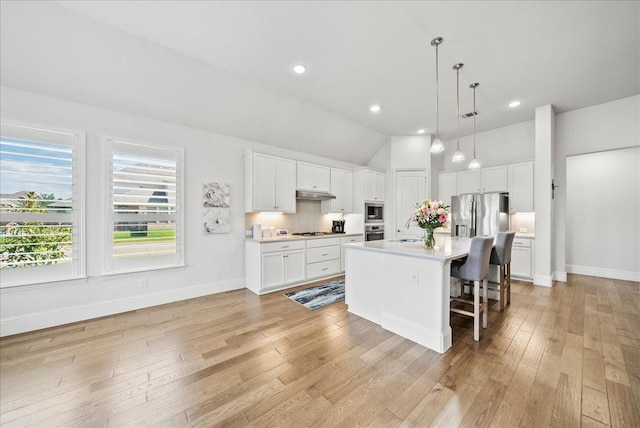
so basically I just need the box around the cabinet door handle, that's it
[322,268,328,271]
[321,253,328,256]
[282,245,290,248]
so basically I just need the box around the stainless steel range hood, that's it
[295,190,336,201]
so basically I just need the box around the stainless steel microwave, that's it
[365,202,384,223]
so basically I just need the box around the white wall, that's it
[554,95,640,281]
[566,147,639,280]
[440,120,535,172]
[0,87,360,336]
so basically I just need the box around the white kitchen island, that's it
[344,236,472,353]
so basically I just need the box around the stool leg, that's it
[473,280,480,341]
[482,278,488,329]
[499,264,506,311]
[506,263,511,306]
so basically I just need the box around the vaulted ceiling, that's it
[2,1,638,165]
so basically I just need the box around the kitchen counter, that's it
[344,236,473,353]
[344,236,471,263]
[246,232,362,243]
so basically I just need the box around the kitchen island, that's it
[344,236,472,353]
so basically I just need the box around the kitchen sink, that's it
[391,239,422,243]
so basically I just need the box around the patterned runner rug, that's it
[284,279,345,310]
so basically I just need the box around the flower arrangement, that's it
[406,199,450,248]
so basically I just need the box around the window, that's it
[103,137,184,274]
[0,122,85,287]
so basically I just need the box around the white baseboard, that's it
[566,265,640,282]
[0,278,244,337]
[533,274,553,287]
[381,312,452,354]
[553,271,568,282]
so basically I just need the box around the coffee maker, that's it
[332,219,345,234]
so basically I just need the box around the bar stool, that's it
[490,232,515,311]
[450,236,494,341]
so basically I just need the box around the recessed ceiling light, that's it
[509,100,521,108]
[369,104,381,113]
[417,129,426,134]
[293,64,307,74]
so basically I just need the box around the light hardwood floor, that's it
[1,274,639,427]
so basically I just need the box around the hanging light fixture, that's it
[468,82,481,169]
[451,63,465,162]
[430,37,445,154]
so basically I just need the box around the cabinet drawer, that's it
[341,235,364,245]
[261,240,305,253]
[307,259,341,279]
[307,245,340,264]
[513,238,532,248]
[306,237,341,248]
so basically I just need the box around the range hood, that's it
[295,190,336,201]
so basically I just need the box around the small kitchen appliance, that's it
[332,220,345,233]
[364,202,384,223]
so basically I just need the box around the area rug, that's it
[284,279,345,310]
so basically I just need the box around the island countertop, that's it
[345,236,472,263]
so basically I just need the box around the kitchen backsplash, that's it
[245,200,345,236]
[510,212,535,234]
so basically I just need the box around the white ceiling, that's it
[2,1,638,165]
[55,1,639,141]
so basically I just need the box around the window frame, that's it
[102,136,184,275]
[0,120,86,288]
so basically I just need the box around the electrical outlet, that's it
[245,230,252,236]
[519,227,528,233]
[139,278,148,288]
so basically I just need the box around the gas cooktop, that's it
[292,231,344,236]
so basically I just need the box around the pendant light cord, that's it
[435,43,440,139]
[456,67,460,150]
[473,85,476,158]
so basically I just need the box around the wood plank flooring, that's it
[1,274,639,427]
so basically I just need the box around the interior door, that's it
[395,170,428,239]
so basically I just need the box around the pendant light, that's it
[430,37,445,154]
[451,63,465,162]
[468,82,481,169]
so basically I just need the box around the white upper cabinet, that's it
[364,170,385,201]
[457,165,508,195]
[245,152,296,212]
[297,162,330,192]
[438,172,457,206]
[481,165,508,193]
[509,162,534,212]
[457,170,481,194]
[321,168,353,214]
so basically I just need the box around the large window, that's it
[103,137,184,274]
[0,122,85,287]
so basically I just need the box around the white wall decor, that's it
[203,182,230,208]
[204,208,230,234]
[203,182,230,233]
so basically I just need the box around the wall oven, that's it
[365,225,384,241]
[365,202,384,223]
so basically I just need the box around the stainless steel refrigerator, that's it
[450,192,510,238]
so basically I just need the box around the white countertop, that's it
[345,236,472,262]
[246,232,363,243]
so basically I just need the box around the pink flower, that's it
[439,213,447,222]
[422,206,429,215]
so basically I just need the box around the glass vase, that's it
[423,227,436,249]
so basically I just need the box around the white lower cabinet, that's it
[246,240,306,294]
[306,238,341,280]
[511,237,534,280]
[245,235,363,295]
